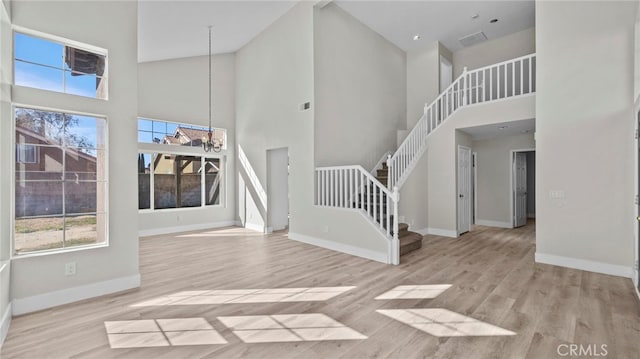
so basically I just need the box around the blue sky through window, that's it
[14,32,102,98]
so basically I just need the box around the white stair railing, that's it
[387,53,536,189]
[315,165,400,265]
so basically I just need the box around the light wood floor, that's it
[2,222,639,358]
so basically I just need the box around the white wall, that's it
[472,133,535,226]
[236,2,389,261]
[453,27,535,77]
[536,1,636,276]
[236,1,314,234]
[426,96,535,236]
[9,1,139,313]
[398,149,428,233]
[406,43,439,130]
[398,43,452,233]
[314,3,405,169]
[0,0,12,342]
[267,147,289,232]
[137,54,237,234]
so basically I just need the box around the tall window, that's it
[14,107,107,254]
[14,32,108,99]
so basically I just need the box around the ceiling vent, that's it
[459,31,488,47]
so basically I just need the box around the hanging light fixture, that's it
[203,25,221,153]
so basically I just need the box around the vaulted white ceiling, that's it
[334,1,535,52]
[137,1,535,63]
[138,1,297,63]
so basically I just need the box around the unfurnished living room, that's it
[0,0,639,358]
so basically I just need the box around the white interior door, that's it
[267,147,289,232]
[513,152,528,228]
[457,146,471,235]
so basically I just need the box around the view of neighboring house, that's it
[0,1,639,358]
[15,125,98,217]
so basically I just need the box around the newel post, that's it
[462,66,468,106]
[391,186,400,265]
[386,153,392,189]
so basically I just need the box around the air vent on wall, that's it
[459,31,488,47]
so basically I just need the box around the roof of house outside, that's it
[162,126,224,147]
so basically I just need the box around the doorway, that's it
[511,149,535,228]
[457,145,472,235]
[267,147,289,233]
[440,55,453,93]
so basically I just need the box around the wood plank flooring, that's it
[2,222,639,358]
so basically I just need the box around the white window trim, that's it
[12,25,109,100]
[137,117,228,151]
[138,150,225,212]
[11,104,110,258]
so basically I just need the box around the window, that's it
[14,32,108,99]
[16,144,37,163]
[14,107,107,254]
[138,153,222,210]
[137,118,225,211]
[138,118,226,150]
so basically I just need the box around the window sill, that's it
[11,242,109,260]
[138,205,224,214]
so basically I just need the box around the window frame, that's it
[137,116,227,213]
[138,117,227,150]
[137,150,225,213]
[12,25,109,100]
[16,143,38,164]
[11,104,110,258]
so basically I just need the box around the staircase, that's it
[315,54,536,265]
[373,162,422,255]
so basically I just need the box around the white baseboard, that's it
[535,253,633,279]
[476,219,513,229]
[12,274,141,316]
[244,222,264,233]
[0,302,11,350]
[426,228,457,238]
[414,228,429,236]
[139,221,237,237]
[288,232,388,264]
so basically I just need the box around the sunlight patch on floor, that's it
[104,318,227,348]
[375,284,452,300]
[217,313,367,343]
[131,286,356,307]
[376,309,516,337]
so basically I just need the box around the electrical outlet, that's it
[65,262,76,276]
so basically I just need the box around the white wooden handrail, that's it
[314,54,535,265]
[315,165,400,264]
[387,54,536,189]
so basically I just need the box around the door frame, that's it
[510,148,535,229]
[457,145,472,236]
[439,55,453,93]
[472,151,478,225]
[635,109,640,294]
